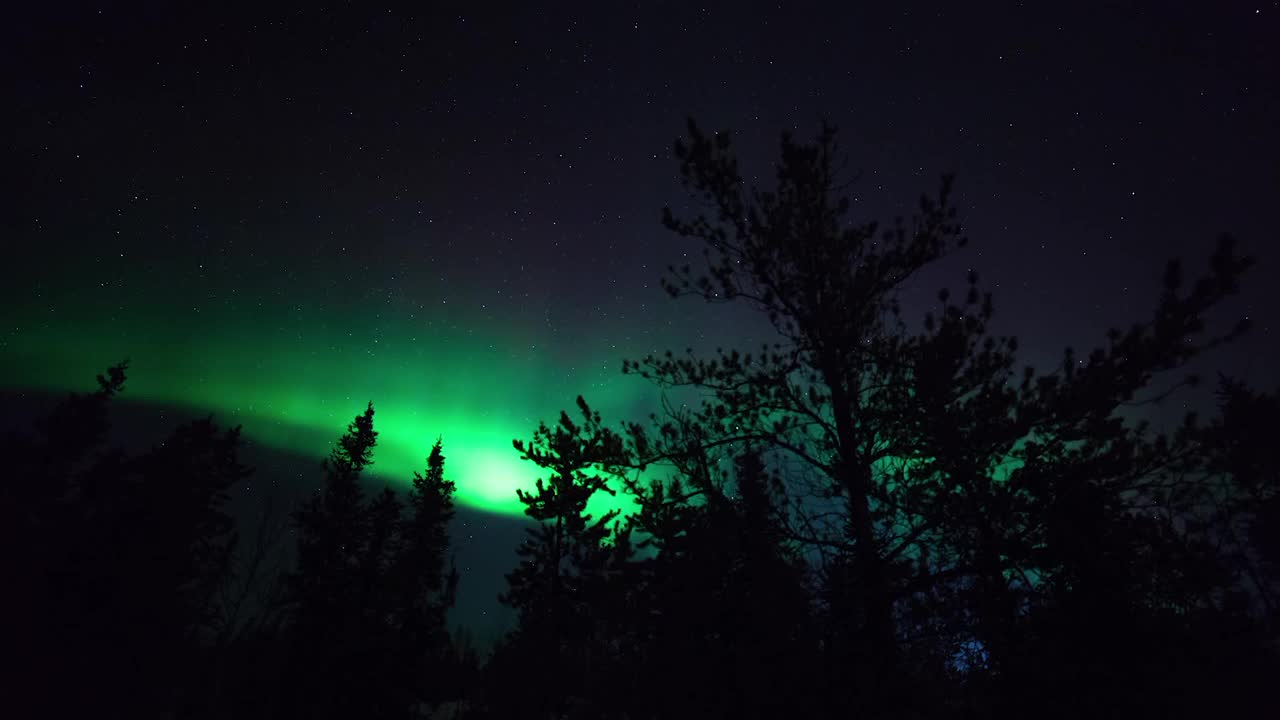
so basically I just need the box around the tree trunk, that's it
[828,373,898,706]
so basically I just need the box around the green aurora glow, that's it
[3,275,1023,519]
[1,297,667,518]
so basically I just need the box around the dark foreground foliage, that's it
[5,122,1277,719]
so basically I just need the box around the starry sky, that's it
[4,1,1277,633]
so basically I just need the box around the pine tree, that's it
[284,402,378,718]
[289,402,375,626]
[496,396,629,717]
[625,119,1268,717]
[624,119,969,709]
[395,438,459,704]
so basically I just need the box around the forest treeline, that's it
[5,121,1278,719]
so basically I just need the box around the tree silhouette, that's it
[281,403,377,717]
[287,402,376,637]
[617,439,815,720]
[11,121,1279,720]
[620,119,1273,718]
[494,396,630,717]
[393,438,461,707]
[3,364,248,718]
[625,119,971,711]
[278,403,463,718]
[1202,376,1280,614]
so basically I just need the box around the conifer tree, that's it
[496,396,629,716]
[4,365,247,718]
[626,119,1267,717]
[617,428,815,719]
[395,439,460,704]
[289,402,376,629]
[275,406,464,718]
[283,402,379,718]
[625,119,969,708]
[400,440,458,642]
[1202,376,1280,613]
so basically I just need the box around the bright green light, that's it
[1,305,650,518]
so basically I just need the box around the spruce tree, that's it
[289,402,375,628]
[284,402,378,718]
[395,439,459,704]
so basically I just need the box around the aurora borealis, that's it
[1,284,688,517]
[4,2,1276,598]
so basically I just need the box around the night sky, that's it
[4,2,1277,633]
